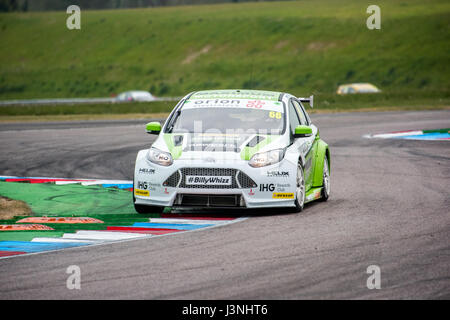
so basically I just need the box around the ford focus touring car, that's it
[133,89,330,213]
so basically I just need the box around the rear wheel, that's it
[293,161,306,212]
[320,155,330,201]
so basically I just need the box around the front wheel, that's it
[132,190,165,214]
[320,155,330,201]
[134,202,165,214]
[293,161,306,212]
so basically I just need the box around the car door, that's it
[291,99,316,191]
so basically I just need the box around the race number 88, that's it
[269,111,282,119]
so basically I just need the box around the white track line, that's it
[62,230,151,241]
[54,181,89,185]
[148,218,229,225]
[0,217,248,260]
[80,180,132,186]
[364,130,423,139]
[31,237,98,244]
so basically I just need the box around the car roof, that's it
[131,91,151,95]
[189,89,283,101]
[120,90,151,95]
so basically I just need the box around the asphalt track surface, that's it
[0,110,449,299]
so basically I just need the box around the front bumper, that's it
[134,150,298,208]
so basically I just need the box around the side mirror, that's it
[146,121,161,134]
[294,125,312,138]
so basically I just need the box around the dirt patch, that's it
[0,196,32,220]
[275,40,289,49]
[182,45,212,65]
[306,41,337,51]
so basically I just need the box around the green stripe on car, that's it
[163,134,183,159]
[240,135,281,160]
[190,89,281,101]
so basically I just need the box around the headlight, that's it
[147,147,173,166]
[248,149,285,168]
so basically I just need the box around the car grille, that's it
[176,194,241,207]
[162,168,256,189]
[162,170,181,187]
[237,171,257,189]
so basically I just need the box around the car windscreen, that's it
[166,99,286,135]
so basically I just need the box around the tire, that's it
[293,161,306,212]
[132,180,165,214]
[320,155,330,201]
[134,202,165,214]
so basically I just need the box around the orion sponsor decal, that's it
[193,99,240,105]
[183,99,283,112]
[272,192,295,199]
[186,176,232,186]
[267,171,289,178]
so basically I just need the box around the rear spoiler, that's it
[298,95,314,108]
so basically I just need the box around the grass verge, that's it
[0,0,448,100]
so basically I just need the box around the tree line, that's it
[0,0,281,12]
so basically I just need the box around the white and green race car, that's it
[133,89,330,213]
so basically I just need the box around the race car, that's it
[336,83,381,95]
[133,89,330,213]
[116,90,156,102]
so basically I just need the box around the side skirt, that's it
[305,187,322,203]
